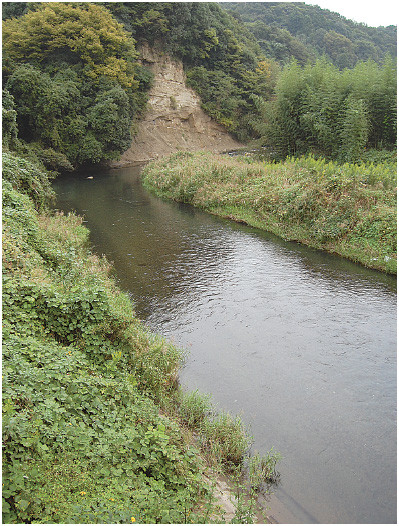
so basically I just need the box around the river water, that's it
[53,165,397,524]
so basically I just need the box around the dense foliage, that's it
[2,2,397,161]
[251,57,397,161]
[224,2,397,68]
[143,151,397,274]
[3,3,137,87]
[106,1,275,141]
[2,2,151,168]
[2,152,190,521]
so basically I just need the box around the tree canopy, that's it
[3,2,138,88]
[2,2,397,167]
[224,2,397,68]
[2,2,148,168]
[252,57,397,161]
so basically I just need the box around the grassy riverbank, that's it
[142,152,397,274]
[2,151,280,524]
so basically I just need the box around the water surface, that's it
[54,166,397,524]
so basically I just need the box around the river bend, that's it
[53,165,397,524]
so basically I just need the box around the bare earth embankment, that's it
[110,45,242,166]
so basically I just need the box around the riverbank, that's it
[2,151,279,523]
[142,151,397,274]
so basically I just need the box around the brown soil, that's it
[109,45,243,167]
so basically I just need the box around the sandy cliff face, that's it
[111,46,242,166]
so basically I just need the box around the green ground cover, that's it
[142,151,397,274]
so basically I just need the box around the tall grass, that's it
[142,151,397,273]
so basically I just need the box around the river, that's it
[53,164,397,524]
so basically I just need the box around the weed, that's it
[178,389,214,428]
[200,412,252,468]
[142,151,397,273]
[248,449,282,491]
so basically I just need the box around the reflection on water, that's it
[54,166,397,524]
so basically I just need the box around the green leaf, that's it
[17,499,30,511]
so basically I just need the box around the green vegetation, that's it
[248,449,281,491]
[2,2,151,169]
[106,1,273,141]
[142,151,397,274]
[2,3,395,522]
[2,151,280,523]
[2,2,396,161]
[252,57,397,161]
[224,2,397,68]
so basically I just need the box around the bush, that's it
[2,151,55,209]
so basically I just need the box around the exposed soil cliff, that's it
[111,46,243,166]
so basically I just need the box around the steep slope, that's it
[112,46,242,166]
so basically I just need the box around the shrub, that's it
[2,153,218,524]
[2,151,55,209]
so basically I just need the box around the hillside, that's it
[2,2,396,168]
[223,2,397,68]
[111,45,242,166]
[2,2,265,168]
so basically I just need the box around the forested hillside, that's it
[2,1,270,165]
[106,2,274,141]
[2,3,152,169]
[224,2,397,68]
[2,1,397,167]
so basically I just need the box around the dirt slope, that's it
[110,45,243,166]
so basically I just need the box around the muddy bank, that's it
[110,45,242,166]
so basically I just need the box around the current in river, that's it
[53,165,397,524]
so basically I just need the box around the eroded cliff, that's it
[111,46,242,166]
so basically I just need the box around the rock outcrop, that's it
[111,46,242,166]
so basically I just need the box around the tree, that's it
[270,60,307,156]
[339,97,369,162]
[250,57,396,159]
[87,86,132,156]
[2,3,147,167]
[6,64,80,149]
[2,2,28,20]
[3,2,138,89]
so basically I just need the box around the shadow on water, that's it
[53,165,397,524]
